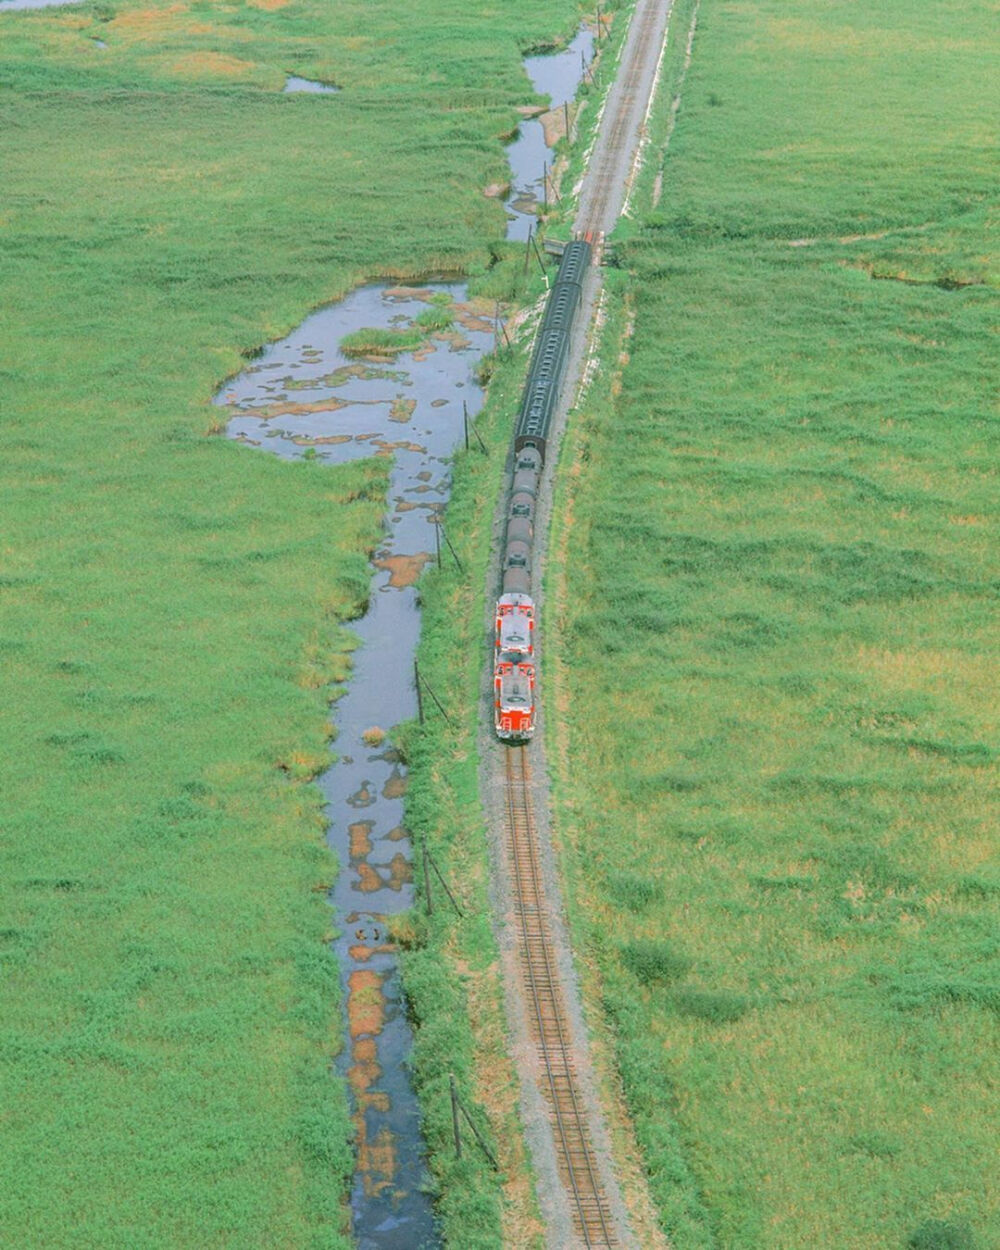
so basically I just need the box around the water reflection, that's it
[504,25,595,240]
[284,75,340,94]
[0,0,83,9]
[220,284,492,1247]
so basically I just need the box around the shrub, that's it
[415,304,454,332]
[339,326,424,357]
[671,988,750,1024]
[907,1219,976,1250]
[621,940,691,985]
[606,872,661,912]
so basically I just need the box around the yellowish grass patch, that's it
[169,51,260,80]
[110,3,188,33]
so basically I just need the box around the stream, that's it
[218,24,593,1249]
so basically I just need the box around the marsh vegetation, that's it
[548,0,998,1245]
[0,0,579,1243]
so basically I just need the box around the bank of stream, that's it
[219,286,492,1249]
[218,25,593,1249]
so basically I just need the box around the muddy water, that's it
[504,25,595,240]
[218,26,590,1250]
[220,285,492,1248]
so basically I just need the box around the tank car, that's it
[515,446,542,474]
[503,538,532,577]
[508,491,535,522]
[501,566,531,596]
[505,515,533,546]
[511,465,540,498]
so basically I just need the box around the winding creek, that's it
[505,26,595,240]
[217,26,593,1248]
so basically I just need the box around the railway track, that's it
[492,3,675,1245]
[504,748,619,1248]
[576,0,670,238]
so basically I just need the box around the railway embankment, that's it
[401,1,686,1246]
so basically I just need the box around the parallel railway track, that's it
[504,748,618,1248]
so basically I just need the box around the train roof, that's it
[498,665,534,707]
[498,613,532,651]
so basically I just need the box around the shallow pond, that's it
[504,25,595,240]
[284,75,340,94]
[220,285,492,1247]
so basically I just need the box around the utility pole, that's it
[413,659,424,725]
[450,1074,462,1159]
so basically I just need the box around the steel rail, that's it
[576,0,667,239]
[505,748,618,1247]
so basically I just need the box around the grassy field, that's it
[0,0,581,1244]
[549,0,998,1246]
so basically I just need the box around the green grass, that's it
[0,0,582,1243]
[548,0,998,1246]
[339,326,426,356]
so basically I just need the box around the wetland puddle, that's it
[505,25,594,239]
[219,23,591,1249]
[284,75,340,94]
[220,285,492,1249]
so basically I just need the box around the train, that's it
[494,240,592,741]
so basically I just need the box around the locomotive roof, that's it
[499,615,531,649]
[499,668,533,707]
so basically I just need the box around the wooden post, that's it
[427,847,464,918]
[459,1098,501,1171]
[450,1073,462,1159]
[463,400,469,452]
[421,674,452,724]
[442,527,464,573]
[531,231,548,281]
[414,659,424,725]
[434,517,442,569]
[423,845,433,915]
[470,415,488,456]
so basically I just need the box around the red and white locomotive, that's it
[495,592,534,661]
[493,656,536,740]
[494,593,535,740]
